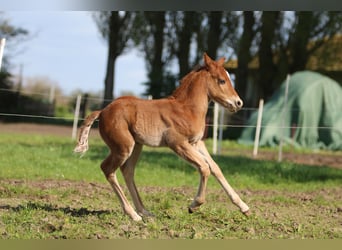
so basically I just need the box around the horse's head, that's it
[204,53,243,113]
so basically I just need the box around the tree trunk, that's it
[102,12,118,108]
[103,51,116,107]
[258,11,280,101]
[207,11,223,59]
[289,12,314,73]
[99,11,134,107]
[145,12,165,98]
[236,11,255,108]
[177,12,196,78]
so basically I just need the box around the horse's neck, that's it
[171,71,209,115]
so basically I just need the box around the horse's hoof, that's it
[140,210,155,217]
[132,214,143,222]
[242,209,251,217]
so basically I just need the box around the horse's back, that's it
[99,95,203,147]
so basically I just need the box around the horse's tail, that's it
[74,110,102,155]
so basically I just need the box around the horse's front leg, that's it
[188,165,210,213]
[168,140,211,213]
[194,141,250,216]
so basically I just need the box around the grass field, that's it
[0,132,341,239]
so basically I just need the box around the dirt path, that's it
[0,122,341,168]
[0,122,100,138]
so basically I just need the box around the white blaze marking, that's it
[226,70,235,88]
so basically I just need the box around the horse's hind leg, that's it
[101,152,142,221]
[120,143,154,217]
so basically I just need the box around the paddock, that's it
[0,123,341,239]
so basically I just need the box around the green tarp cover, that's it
[239,71,342,150]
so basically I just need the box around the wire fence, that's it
[0,111,336,131]
[1,86,341,160]
[0,87,338,130]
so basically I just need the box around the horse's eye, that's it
[218,79,225,85]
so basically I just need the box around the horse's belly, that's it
[134,129,166,147]
[132,114,167,147]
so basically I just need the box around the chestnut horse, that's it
[74,53,250,221]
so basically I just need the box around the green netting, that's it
[239,71,342,150]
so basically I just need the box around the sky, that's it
[3,11,148,97]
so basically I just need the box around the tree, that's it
[144,11,167,98]
[252,11,342,103]
[257,11,281,100]
[0,13,28,89]
[288,12,315,73]
[207,11,223,59]
[127,11,342,109]
[287,11,342,73]
[236,11,256,108]
[0,13,29,113]
[132,11,243,99]
[132,12,175,98]
[193,12,240,62]
[93,11,136,107]
[170,11,197,79]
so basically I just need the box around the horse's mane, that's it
[170,65,207,99]
[192,64,206,72]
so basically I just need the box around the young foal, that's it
[74,53,250,221]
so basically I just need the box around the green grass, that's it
[0,132,341,239]
[0,133,340,190]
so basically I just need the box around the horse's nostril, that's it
[236,99,243,108]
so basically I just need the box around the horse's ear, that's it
[217,57,226,66]
[203,53,214,66]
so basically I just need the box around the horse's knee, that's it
[199,165,210,178]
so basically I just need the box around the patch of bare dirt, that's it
[1,178,341,208]
[0,122,100,138]
[251,150,342,169]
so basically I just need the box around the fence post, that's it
[217,106,225,155]
[278,74,290,162]
[49,84,55,104]
[212,102,219,155]
[0,38,6,71]
[253,99,264,157]
[72,94,82,140]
